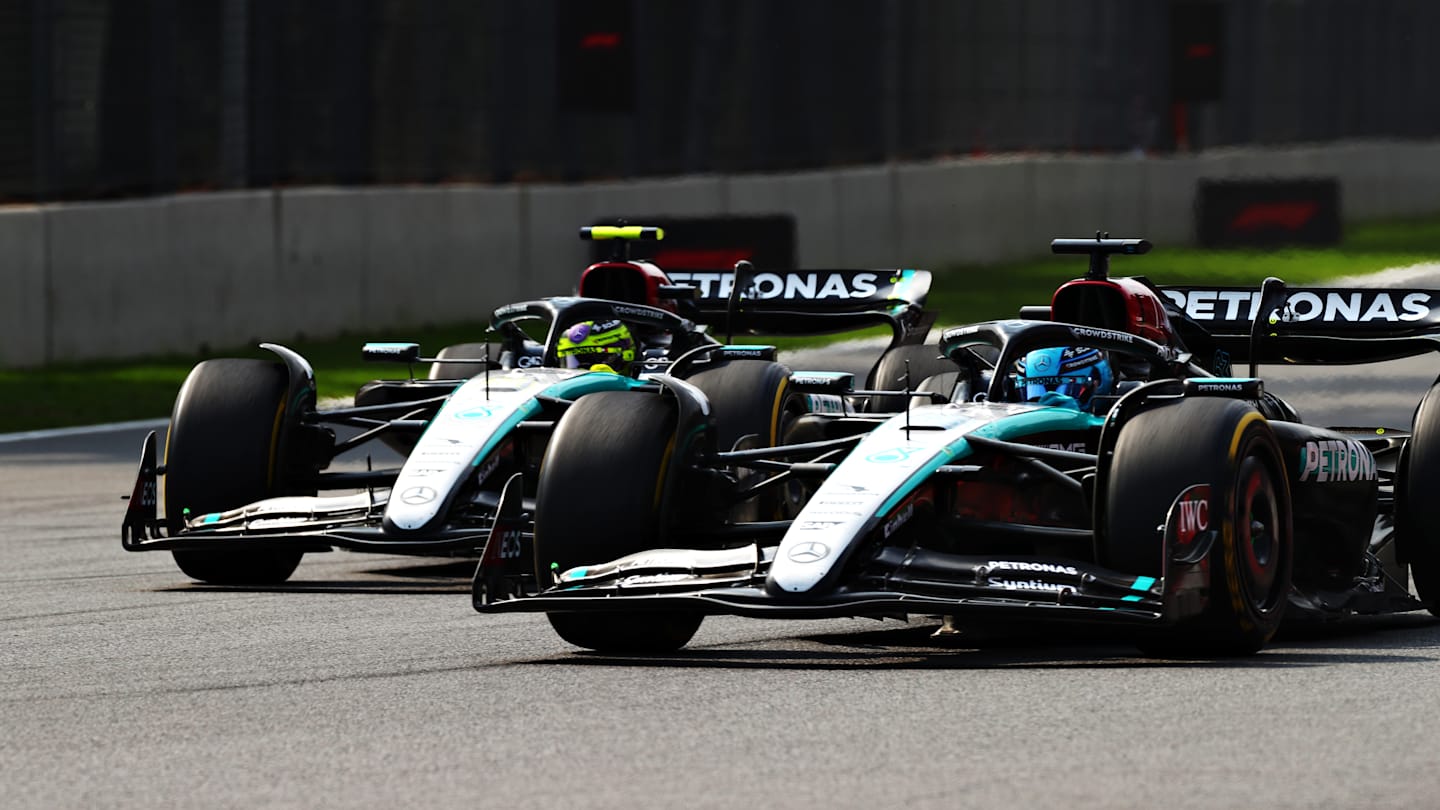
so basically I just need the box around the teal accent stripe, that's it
[439,372,642,470]
[879,411,1095,517]
[290,388,312,412]
[469,403,539,467]
[970,408,1104,440]
[1122,595,1143,602]
[540,371,645,400]
[873,408,1102,516]
[876,441,966,515]
[202,513,220,525]
[1131,576,1157,591]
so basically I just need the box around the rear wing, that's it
[1161,284,1440,365]
[665,267,935,344]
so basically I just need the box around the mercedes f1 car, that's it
[121,225,940,585]
[477,236,1440,657]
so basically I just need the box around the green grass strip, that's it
[5,215,1440,434]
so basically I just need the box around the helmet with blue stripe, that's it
[1018,346,1114,409]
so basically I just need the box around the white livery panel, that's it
[384,368,577,531]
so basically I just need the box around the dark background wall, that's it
[2,0,1437,203]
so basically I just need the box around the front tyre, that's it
[533,392,703,652]
[1103,397,1292,656]
[683,360,799,452]
[865,344,956,413]
[546,611,705,655]
[685,360,807,519]
[1399,383,1440,615]
[915,371,965,408]
[164,359,304,585]
[427,342,494,380]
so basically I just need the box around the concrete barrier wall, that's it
[47,199,172,361]
[0,207,46,368]
[3,139,1440,367]
[725,172,843,267]
[361,185,525,331]
[169,192,281,351]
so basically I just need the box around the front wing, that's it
[478,544,1174,625]
[122,430,518,557]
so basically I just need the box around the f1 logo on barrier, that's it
[1197,178,1341,248]
[1229,201,1319,232]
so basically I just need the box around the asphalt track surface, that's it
[8,302,1440,808]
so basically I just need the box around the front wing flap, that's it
[120,431,508,557]
[480,545,1168,624]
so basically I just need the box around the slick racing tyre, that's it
[865,344,956,413]
[1398,382,1440,616]
[916,371,965,408]
[1103,397,1292,656]
[164,359,304,585]
[427,342,494,380]
[685,359,808,519]
[684,360,801,453]
[533,392,703,652]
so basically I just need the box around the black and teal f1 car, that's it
[478,236,1440,657]
[121,225,941,586]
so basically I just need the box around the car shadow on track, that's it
[526,614,1440,671]
[158,558,479,594]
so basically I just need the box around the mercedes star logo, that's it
[400,486,438,506]
[787,541,830,564]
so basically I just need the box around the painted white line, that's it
[0,418,168,445]
[1332,261,1440,288]
[0,398,353,446]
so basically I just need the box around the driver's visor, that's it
[559,348,621,369]
[1023,377,1092,402]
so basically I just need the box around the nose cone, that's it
[767,537,839,596]
[764,405,987,597]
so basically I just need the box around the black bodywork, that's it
[479,238,1438,652]
[121,262,940,582]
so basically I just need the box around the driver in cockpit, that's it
[1015,346,1116,412]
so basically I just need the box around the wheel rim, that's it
[1236,454,1285,612]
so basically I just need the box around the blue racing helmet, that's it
[1018,346,1115,409]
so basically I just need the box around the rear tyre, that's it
[915,371,965,408]
[865,344,956,413]
[164,359,304,585]
[685,360,807,519]
[533,392,703,652]
[1103,398,1292,656]
[1399,383,1440,616]
[427,342,494,380]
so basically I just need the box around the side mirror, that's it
[362,342,421,363]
